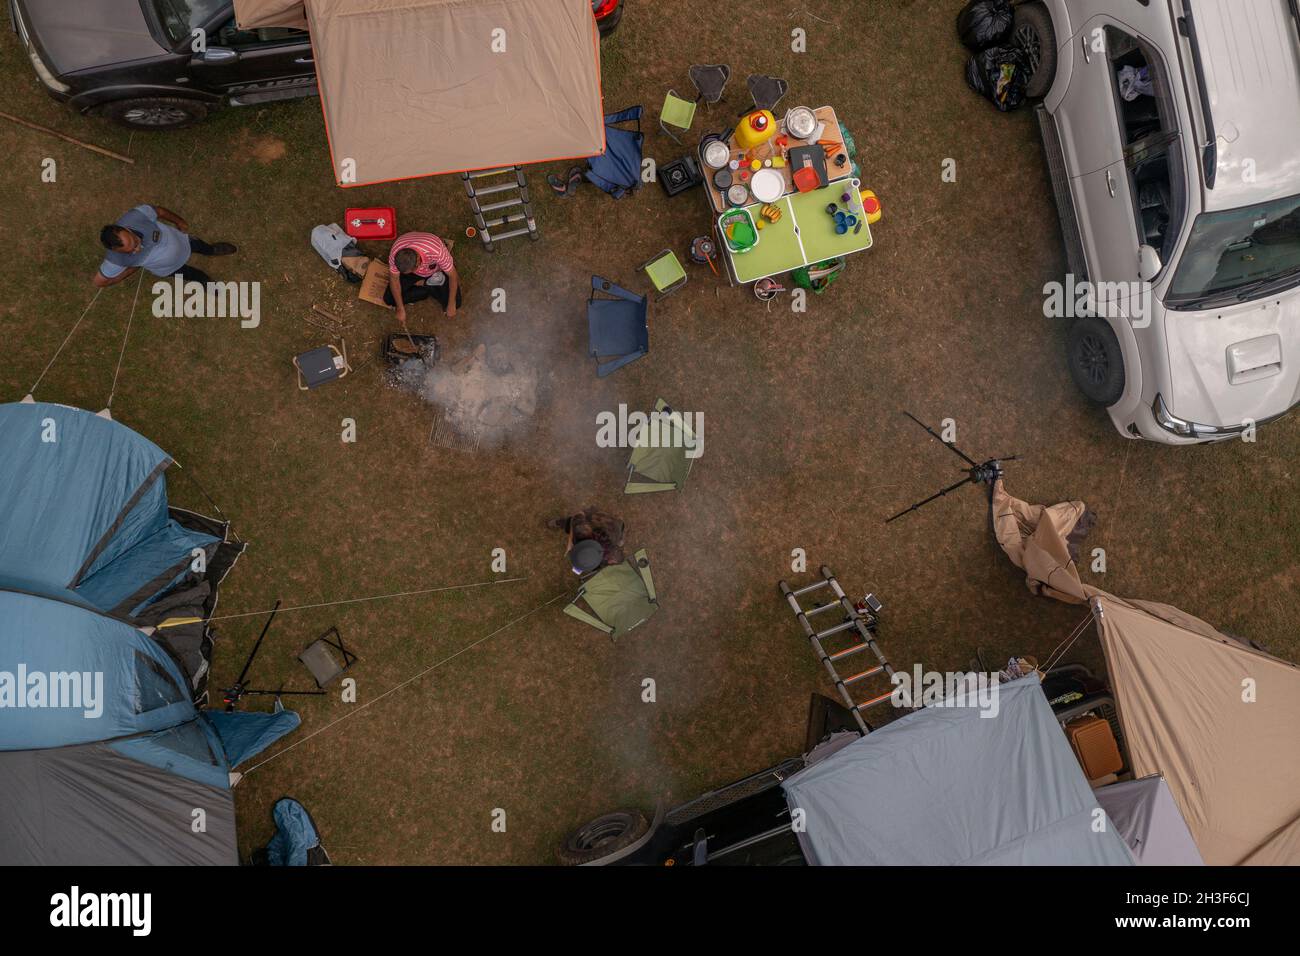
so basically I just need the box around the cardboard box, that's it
[358,258,392,308]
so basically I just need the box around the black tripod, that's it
[222,600,326,711]
[885,412,1019,524]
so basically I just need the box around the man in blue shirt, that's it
[93,204,236,288]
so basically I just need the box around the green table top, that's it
[722,182,873,284]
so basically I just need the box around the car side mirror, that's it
[1138,244,1162,282]
[194,47,239,64]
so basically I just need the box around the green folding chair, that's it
[659,90,697,144]
[563,549,659,639]
[640,249,687,300]
[625,398,696,494]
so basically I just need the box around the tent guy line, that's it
[237,589,571,776]
[200,576,530,623]
[105,269,145,408]
[26,287,102,397]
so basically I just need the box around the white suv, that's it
[1019,0,1300,442]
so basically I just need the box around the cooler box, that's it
[1065,714,1124,780]
[345,207,396,240]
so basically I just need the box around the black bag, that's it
[965,45,1029,112]
[957,0,1015,50]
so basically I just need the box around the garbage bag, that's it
[965,45,1029,112]
[957,0,1014,50]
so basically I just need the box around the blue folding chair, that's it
[587,276,648,377]
[585,107,644,200]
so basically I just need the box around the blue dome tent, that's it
[0,399,299,864]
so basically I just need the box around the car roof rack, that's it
[1179,0,1218,190]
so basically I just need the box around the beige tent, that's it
[1091,594,1300,866]
[235,0,605,186]
[992,482,1300,865]
[235,0,309,29]
[991,479,1093,604]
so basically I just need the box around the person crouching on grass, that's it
[93,204,236,288]
[385,231,462,325]
[547,507,626,575]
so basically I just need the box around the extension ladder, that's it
[461,166,540,251]
[779,566,904,735]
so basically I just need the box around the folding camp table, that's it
[702,105,872,285]
[720,187,873,285]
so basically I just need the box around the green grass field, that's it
[2,0,1296,863]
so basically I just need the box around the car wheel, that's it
[1066,316,1126,407]
[97,97,209,130]
[1014,2,1057,99]
[557,810,648,865]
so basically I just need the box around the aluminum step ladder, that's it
[461,165,539,251]
[779,566,905,735]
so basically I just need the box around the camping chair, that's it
[585,106,644,200]
[640,249,688,300]
[660,90,697,144]
[297,627,357,688]
[746,74,789,113]
[689,64,731,108]
[625,398,696,494]
[293,341,351,390]
[587,276,649,377]
[563,548,659,639]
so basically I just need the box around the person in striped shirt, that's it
[384,231,462,324]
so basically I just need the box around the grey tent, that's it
[0,400,299,865]
[1095,775,1204,866]
[563,548,658,638]
[624,399,697,494]
[782,679,1134,865]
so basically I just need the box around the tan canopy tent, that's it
[235,0,605,186]
[992,481,1300,865]
[1091,594,1300,866]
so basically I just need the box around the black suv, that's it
[8,0,623,130]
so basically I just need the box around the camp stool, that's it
[625,398,695,494]
[659,90,697,144]
[746,74,789,112]
[640,249,688,300]
[689,64,731,108]
[563,549,658,639]
[293,341,351,390]
[297,627,358,688]
[779,566,901,735]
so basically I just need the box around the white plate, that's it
[750,168,784,204]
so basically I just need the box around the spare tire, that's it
[1013,2,1058,99]
[1066,316,1126,407]
[557,810,649,865]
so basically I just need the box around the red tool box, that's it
[344,207,396,240]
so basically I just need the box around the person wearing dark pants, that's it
[384,231,462,325]
[383,269,464,313]
[93,204,236,288]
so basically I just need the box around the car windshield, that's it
[150,0,231,47]
[1168,193,1300,306]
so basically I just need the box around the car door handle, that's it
[1106,169,1117,197]
[1081,35,1092,64]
